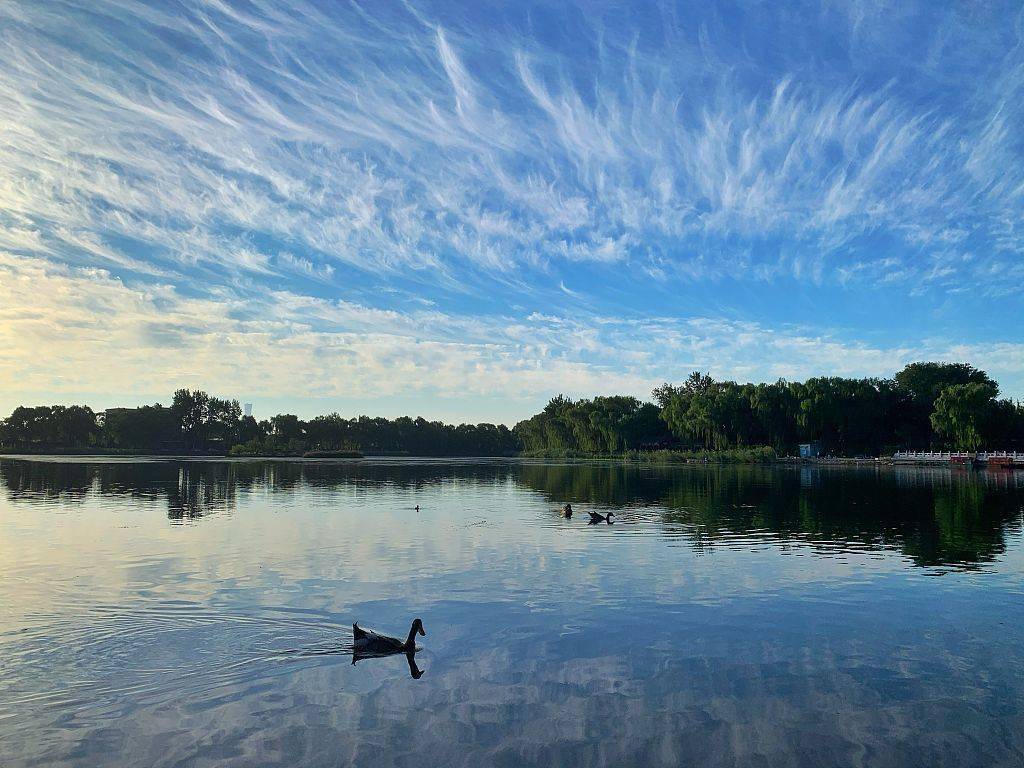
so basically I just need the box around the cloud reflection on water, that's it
[0,458,1022,767]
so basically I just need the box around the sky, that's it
[0,0,1022,425]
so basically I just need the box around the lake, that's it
[1,458,1023,767]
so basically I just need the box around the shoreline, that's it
[2,451,1021,472]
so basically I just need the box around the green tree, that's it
[103,405,181,449]
[270,414,304,441]
[930,382,998,449]
[750,381,798,453]
[205,397,242,447]
[171,389,211,450]
[236,415,265,445]
[895,362,996,448]
[513,394,670,455]
[0,405,99,449]
[170,390,242,451]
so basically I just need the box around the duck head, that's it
[404,618,427,652]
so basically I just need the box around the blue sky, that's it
[0,0,1022,424]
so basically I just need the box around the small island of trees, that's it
[1,363,1022,459]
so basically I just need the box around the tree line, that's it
[0,389,518,457]
[513,363,1024,455]
[2,363,1022,457]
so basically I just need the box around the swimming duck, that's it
[353,618,425,653]
[588,511,615,524]
[562,503,573,518]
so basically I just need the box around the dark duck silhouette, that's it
[285,634,426,679]
[562,503,573,518]
[353,618,425,654]
[588,510,615,524]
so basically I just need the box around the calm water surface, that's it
[1,458,1023,767]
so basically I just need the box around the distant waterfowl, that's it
[415,505,420,512]
[562,503,573,518]
[353,618,425,654]
[588,511,615,524]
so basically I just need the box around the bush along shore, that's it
[1,363,1023,459]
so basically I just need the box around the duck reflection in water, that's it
[351,647,424,679]
[292,647,425,679]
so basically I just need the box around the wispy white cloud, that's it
[0,1,1021,416]
[1,0,1022,289]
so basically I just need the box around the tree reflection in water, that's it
[513,462,1024,568]
[1,458,1021,567]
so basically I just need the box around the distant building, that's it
[799,441,822,458]
[243,403,253,418]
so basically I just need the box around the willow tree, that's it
[930,382,998,450]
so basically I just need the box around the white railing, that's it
[892,451,974,460]
[892,450,1024,463]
